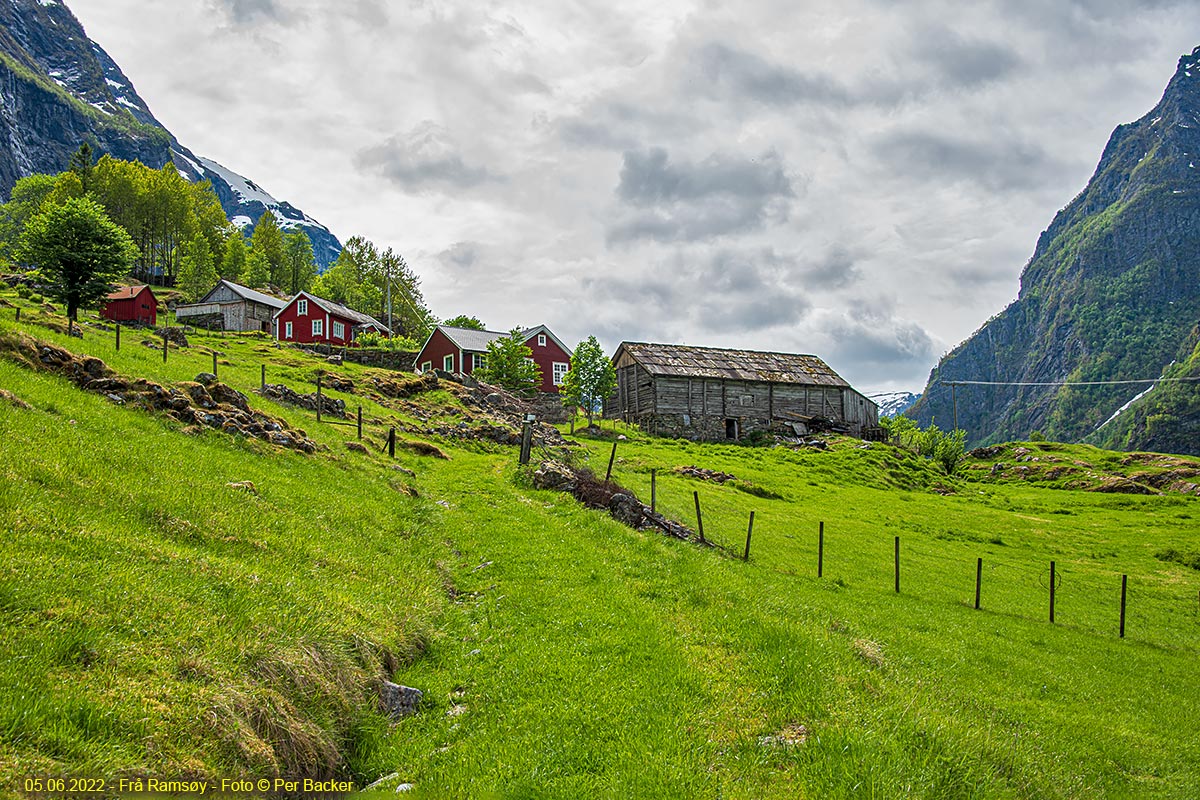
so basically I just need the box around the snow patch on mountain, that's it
[869,391,920,418]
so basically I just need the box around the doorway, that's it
[725,418,738,440]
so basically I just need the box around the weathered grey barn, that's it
[604,342,882,440]
[174,280,287,333]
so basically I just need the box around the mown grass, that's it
[1,292,1199,797]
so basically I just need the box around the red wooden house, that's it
[273,291,389,345]
[101,285,157,326]
[414,324,573,393]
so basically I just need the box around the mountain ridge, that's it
[0,0,341,266]
[910,45,1200,455]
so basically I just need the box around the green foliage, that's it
[175,232,218,302]
[249,211,286,288]
[86,156,230,285]
[312,236,434,338]
[441,315,486,331]
[67,142,95,193]
[282,229,317,295]
[16,197,138,320]
[884,416,967,475]
[560,335,615,425]
[242,250,271,290]
[0,173,59,263]
[476,328,542,394]
[221,231,248,282]
[353,331,421,351]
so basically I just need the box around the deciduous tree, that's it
[17,197,137,321]
[476,329,542,394]
[561,335,615,426]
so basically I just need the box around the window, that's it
[537,333,546,347]
[552,362,569,386]
[297,299,308,315]
[420,361,432,373]
[312,319,324,337]
[332,321,345,340]
[444,354,454,372]
[284,321,293,339]
[472,353,486,370]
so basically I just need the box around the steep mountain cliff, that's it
[910,46,1200,453]
[0,0,341,266]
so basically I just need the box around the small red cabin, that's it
[274,291,389,345]
[414,324,573,393]
[101,285,157,326]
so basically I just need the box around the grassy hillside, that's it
[1,290,1199,797]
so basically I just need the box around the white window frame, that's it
[537,333,546,347]
[297,299,308,315]
[332,320,345,340]
[552,362,569,386]
[284,321,293,339]
[312,319,324,337]
[443,354,454,372]
[420,361,432,373]
[472,353,486,370]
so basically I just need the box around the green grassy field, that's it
[1,292,1198,798]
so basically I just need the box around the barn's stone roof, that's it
[616,342,849,387]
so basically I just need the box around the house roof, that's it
[307,295,388,331]
[615,341,850,388]
[275,291,388,331]
[203,280,287,309]
[105,285,152,301]
[437,325,512,352]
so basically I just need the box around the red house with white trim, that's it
[414,324,573,393]
[101,285,157,325]
[273,291,389,345]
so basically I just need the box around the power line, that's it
[942,377,1200,387]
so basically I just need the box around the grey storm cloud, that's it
[871,129,1074,192]
[694,43,853,107]
[825,302,937,370]
[355,122,500,192]
[438,241,480,270]
[208,0,287,24]
[586,248,812,334]
[908,27,1022,88]
[607,147,796,243]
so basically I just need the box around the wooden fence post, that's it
[894,536,900,593]
[1119,574,1128,638]
[388,427,396,458]
[14,307,19,322]
[261,364,266,391]
[162,332,168,363]
[357,406,363,440]
[316,375,322,423]
[744,511,754,561]
[605,441,617,481]
[693,491,706,544]
[1049,561,1056,623]
[115,323,120,351]
[818,521,824,578]
[519,417,533,465]
[650,469,656,514]
[212,351,218,380]
[975,557,982,610]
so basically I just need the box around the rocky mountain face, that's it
[0,0,341,266]
[910,46,1200,455]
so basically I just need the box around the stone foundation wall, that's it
[292,343,416,371]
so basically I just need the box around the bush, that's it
[16,285,31,299]
[884,416,966,475]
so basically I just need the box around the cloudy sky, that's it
[70,0,1199,392]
